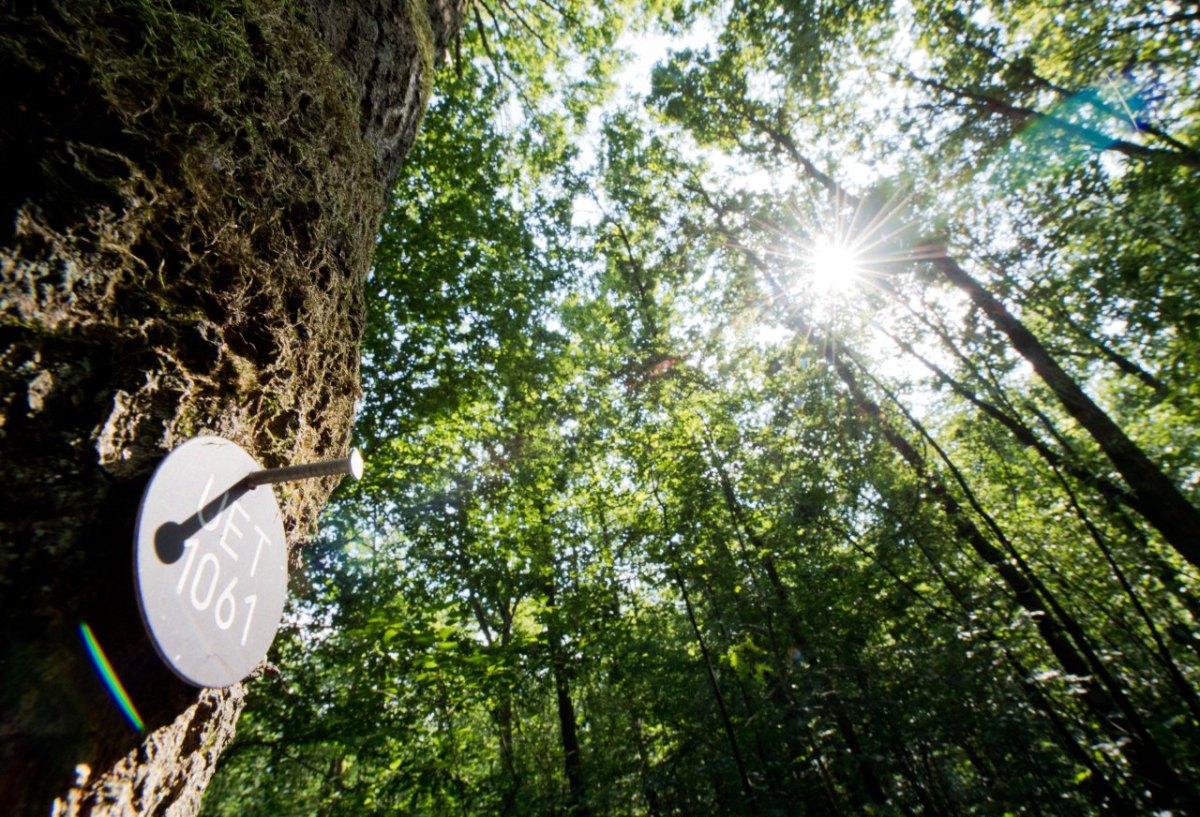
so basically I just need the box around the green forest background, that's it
[202,1,1200,814]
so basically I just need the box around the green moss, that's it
[406,0,437,108]
[2,0,383,496]
[0,1,446,805]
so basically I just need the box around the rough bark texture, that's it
[0,1,463,814]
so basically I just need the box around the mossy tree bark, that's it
[0,1,463,814]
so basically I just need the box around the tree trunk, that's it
[834,356,1197,813]
[928,254,1200,570]
[705,441,890,809]
[544,576,590,817]
[695,205,1195,809]
[0,1,463,814]
[752,113,1200,569]
[672,566,759,815]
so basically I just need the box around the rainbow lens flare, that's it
[79,622,144,732]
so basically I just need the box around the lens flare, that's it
[808,236,863,294]
[80,622,145,732]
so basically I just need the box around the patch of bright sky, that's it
[568,15,721,229]
[546,0,1032,428]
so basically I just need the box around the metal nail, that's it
[243,449,364,488]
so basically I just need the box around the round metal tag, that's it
[134,436,288,688]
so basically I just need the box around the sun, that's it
[807,235,863,295]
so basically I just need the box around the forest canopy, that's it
[203,1,1200,814]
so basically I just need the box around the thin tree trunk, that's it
[927,253,1200,570]
[543,576,590,817]
[1003,650,1137,816]
[1024,402,1200,623]
[837,355,1196,814]
[876,320,1146,516]
[630,713,664,817]
[869,461,1137,815]
[672,566,760,814]
[720,122,1200,569]
[878,321,1199,706]
[702,217,1195,808]
[906,73,1200,169]
[706,442,891,809]
[1053,468,1200,720]
[1033,299,1170,398]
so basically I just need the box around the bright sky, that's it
[511,7,986,425]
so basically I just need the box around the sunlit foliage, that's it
[205,2,1200,814]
